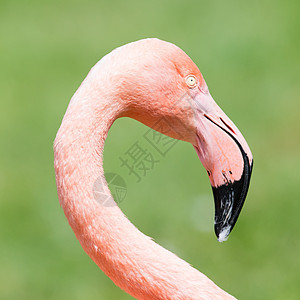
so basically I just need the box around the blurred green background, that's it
[0,0,299,299]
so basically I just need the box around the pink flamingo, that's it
[54,39,253,299]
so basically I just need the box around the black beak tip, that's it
[212,159,253,242]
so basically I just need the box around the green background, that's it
[0,0,299,299]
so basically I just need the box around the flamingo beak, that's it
[193,93,253,242]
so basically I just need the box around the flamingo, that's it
[54,38,253,299]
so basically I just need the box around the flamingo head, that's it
[105,39,253,241]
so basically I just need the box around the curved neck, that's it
[54,75,235,299]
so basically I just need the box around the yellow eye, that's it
[186,75,197,88]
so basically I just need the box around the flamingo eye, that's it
[186,75,197,88]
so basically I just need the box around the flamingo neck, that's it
[54,72,235,300]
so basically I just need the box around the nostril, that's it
[220,117,236,135]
